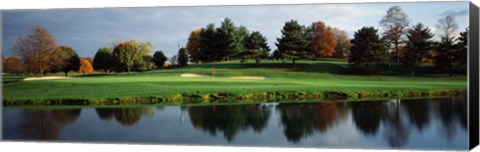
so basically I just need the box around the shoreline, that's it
[3,88,466,107]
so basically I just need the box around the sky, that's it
[1,1,470,58]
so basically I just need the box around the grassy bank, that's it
[2,59,467,106]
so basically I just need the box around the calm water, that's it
[2,97,468,150]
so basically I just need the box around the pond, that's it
[2,97,468,150]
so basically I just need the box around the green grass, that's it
[2,59,467,106]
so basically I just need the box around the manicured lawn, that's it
[2,59,467,104]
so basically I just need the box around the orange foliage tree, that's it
[78,58,94,74]
[11,26,58,76]
[312,21,336,57]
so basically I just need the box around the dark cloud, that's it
[440,9,468,17]
[1,2,469,58]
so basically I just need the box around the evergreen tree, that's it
[455,28,468,69]
[276,20,311,66]
[402,23,434,77]
[349,27,389,72]
[434,15,460,76]
[218,18,242,61]
[242,31,271,65]
[199,23,221,62]
[177,47,189,67]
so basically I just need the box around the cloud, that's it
[2,3,468,58]
[439,9,468,17]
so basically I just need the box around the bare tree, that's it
[332,28,352,59]
[380,6,409,64]
[437,15,458,41]
[11,26,58,76]
[169,54,178,68]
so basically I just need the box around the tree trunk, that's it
[255,57,260,66]
[292,59,296,68]
[127,67,131,74]
[449,66,454,77]
[395,42,400,64]
[410,67,415,77]
[39,68,44,77]
[64,72,68,77]
[104,69,108,75]
[366,63,370,73]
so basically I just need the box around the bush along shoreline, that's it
[3,88,466,107]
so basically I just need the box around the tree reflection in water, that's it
[17,109,81,140]
[434,97,467,141]
[95,107,154,127]
[187,104,271,142]
[382,99,410,148]
[401,99,431,131]
[350,101,387,136]
[276,102,345,143]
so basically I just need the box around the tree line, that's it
[3,27,190,76]
[3,6,468,77]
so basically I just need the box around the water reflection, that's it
[17,109,81,140]
[3,97,467,149]
[434,97,468,141]
[187,104,270,142]
[276,102,346,143]
[95,107,154,126]
[351,101,387,136]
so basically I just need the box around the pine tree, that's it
[276,20,311,67]
[402,23,434,77]
[177,47,189,67]
[242,31,271,65]
[218,18,242,61]
[349,27,389,72]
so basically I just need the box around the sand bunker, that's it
[180,73,207,77]
[180,73,266,80]
[24,76,73,81]
[229,76,266,80]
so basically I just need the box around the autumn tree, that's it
[276,20,311,66]
[93,47,114,74]
[112,40,144,74]
[3,56,25,75]
[132,42,153,71]
[332,28,352,58]
[177,47,189,67]
[242,31,271,65]
[402,23,434,77]
[311,21,336,57]
[136,55,156,71]
[186,29,203,63]
[434,15,459,76]
[79,58,94,74]
[52,46,80,77]
[380,6,409,64]
[349,27,389,72]
[11,26,58,76]
[153,51,167,69]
